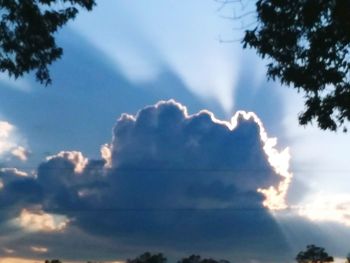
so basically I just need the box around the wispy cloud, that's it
[11,147,29,162]
[30,246,48,253]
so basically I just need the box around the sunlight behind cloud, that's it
[152,100,293,210]
[297,194,350,226]
[227,111,293,210]
[15,209,69,233]
[101,144,112,168]
[46,151,88,173]
[11,146,29,161]
[72,0,240,113]
[0,100,295,261]
[281,89,350,226]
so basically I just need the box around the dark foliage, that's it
[243,0,350,131]
[45,260,62,263]
[295,244,334,263]
[178,255,230,263]
[0,0,95,85]
[127,252,167,263]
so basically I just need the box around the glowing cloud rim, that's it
[122,100,293,210]
[46,151,88,174]
[231,111,292,210]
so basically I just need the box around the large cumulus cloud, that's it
[0,101,292,262]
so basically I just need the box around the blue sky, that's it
[0,1,350,262]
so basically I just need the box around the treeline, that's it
[45,245,350,263]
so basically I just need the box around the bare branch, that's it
[219,10,255,20]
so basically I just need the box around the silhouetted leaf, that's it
[0,0,96,85]
[243,0,350,131]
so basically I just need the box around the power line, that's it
[1,166,350,173]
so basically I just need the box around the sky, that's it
[0,1,350,262]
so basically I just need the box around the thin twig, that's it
[219,10,255,20]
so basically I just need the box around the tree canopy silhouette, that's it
[243,0,350,131]
[295,244,334,263]
[127,252,167,263]
[178,254,230,263]
[0,0,95,85]
[45,260,61,263]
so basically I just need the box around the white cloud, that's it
[281,88,350,227]
[2,248,14,254]
[30,246,48,253]
[0,121,29,161]
[46,151,88,174]
[0,121,15,155]
[0,168,28,177]
[101,144,112,168]
[296,194,350,226]
[11,146,29,161]
[15,209,69,233]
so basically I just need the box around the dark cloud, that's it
[0,168,42,226]
[0,101,292,262]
